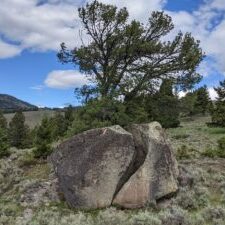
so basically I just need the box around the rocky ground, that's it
[1,116,225,225]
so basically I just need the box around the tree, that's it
[33,117,53,159]
[8,111,29,148]
[194,85,211,115]
[179,92,196,116]
[0,127,10,158]
[0,111,7,130]
[147,80,180,128]
[58,1,203,102]
[64,105,74,128]
[211,80,225,126]
[50,112,67,139]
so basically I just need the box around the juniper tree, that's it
[58,0,204,102]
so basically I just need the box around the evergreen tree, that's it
[33,117,52,158]
[194,85,211,115]
[51,112,67,139]
[58,1,203,102]
[64,105,74,128]
[179,92,197,116]
[0,111,7,129]
[211,80,225,126]
[147,80,180,128]
[8,111,29,148]
[0,127,10,158]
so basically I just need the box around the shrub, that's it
[18,151,37,167]
[176,145,197,160]
[129,211,162,225]
[69,98,148,136]
[201,137,225,158]
[175,186,209,210]
[173,134,190,140]
[218,137,225,151]
[159,206,191,225]
[201,207,225,223]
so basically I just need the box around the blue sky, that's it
[0,0,225,107]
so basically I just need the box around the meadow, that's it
[1,115,225,225]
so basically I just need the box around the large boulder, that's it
[113,122,179,208]
[50,125,136,209]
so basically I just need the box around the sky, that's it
[0,0,225,107]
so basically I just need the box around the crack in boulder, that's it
[50,122,179,209]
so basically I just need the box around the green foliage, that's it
[211,102,225,127]
[218,137,225,150]
[50,112,67,140]
[69,98,148,135]
[64,105,74,127]
[0,127,10,158]
[33,117,52,159]
[58,0,203,102]
[0,110,7,129]
[180,86,211,117]
[194,85,211,115]
[18,151,37,167]
[146,80,180,128]
[8,111,30,149]
[176,145,197,160]
[211,80,225,127]
[202,137,225,158]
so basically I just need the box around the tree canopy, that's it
[58,0,204,102]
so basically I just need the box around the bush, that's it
[176,145,197,160]
[202,137,225,158]
[69,98,148,136]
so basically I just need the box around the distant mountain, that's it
[0,94,38,112]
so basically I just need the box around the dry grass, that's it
[4,110,56,128]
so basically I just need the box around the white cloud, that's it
[0,0,82,57]
[98,0,166,21]
[30,85,45,90]
[178,87,218,100]
[0,39,22,58]
[0,0,225,80]
[0,0,167,58]
[208,87,218,100]
[166,0,225,76]
[44,70,88,89]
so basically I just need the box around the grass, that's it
[1,115,225,224]
[4,110,56,128]
[167,115,225,154]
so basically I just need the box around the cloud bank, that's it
[44,70,88,89]
[1,0,225,90]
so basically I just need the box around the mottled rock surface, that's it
[51,123,178,209]
[50,125,136,209]
[113,122,179,208]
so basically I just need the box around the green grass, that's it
[1,115,225,225]
[167,116,225,153]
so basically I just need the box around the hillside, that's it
[0,94,38,112]
[1,116,225,225]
